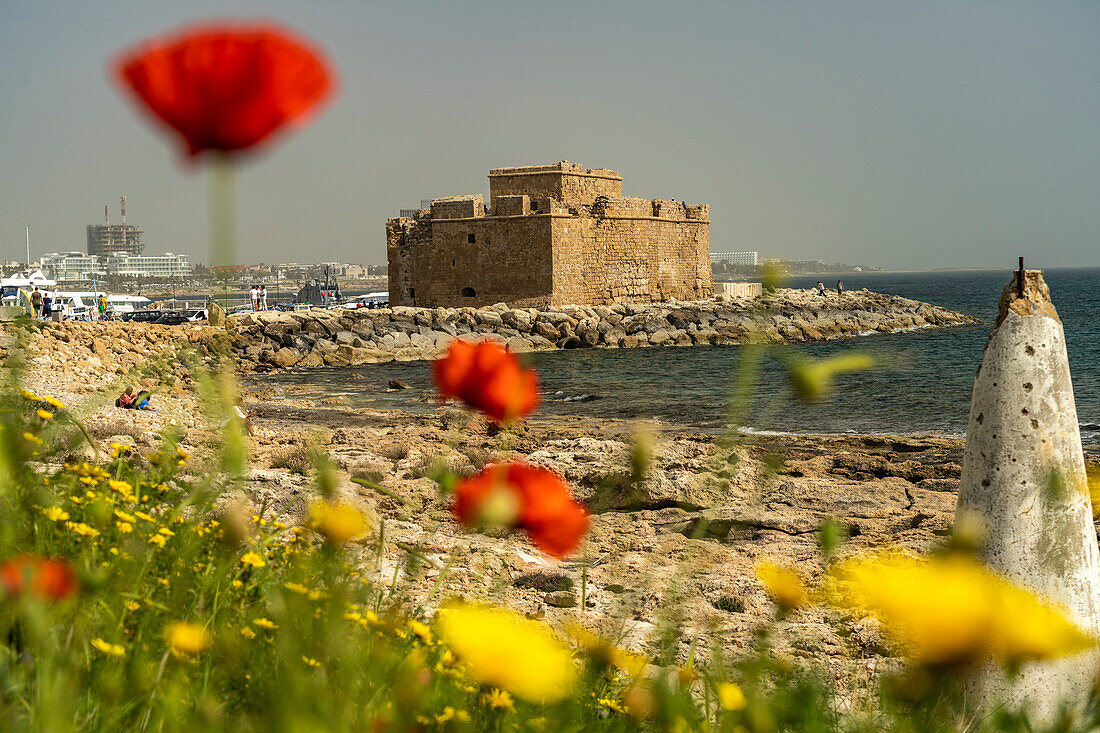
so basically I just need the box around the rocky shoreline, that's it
[228,287,981,370]
[8,317,1099,700]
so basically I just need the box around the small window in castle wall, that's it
[452,259,456,267]
[467,233,476,243]
[461,287,476,297]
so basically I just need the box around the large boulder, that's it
[272,347,302,368]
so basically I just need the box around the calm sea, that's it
[249,268,1100,445]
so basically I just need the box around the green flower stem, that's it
[209,154,236,301]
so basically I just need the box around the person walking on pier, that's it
[30,287,43,319]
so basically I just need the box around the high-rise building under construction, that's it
[87,196,144,260]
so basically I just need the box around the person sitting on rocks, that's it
[116,387,138,409]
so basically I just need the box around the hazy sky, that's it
[1,1,1097,269]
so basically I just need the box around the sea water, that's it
[250,268,1099,445]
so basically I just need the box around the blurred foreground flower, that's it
[436,604,577,702]
[716,681,747,711]
[787,353,875,402]
[567,624,649,679]
[307,499,369,544]
[0,555,77,601]
[434,340,539,423]
[826,550,1096,666]
[453,463,588,558]
[755,561,809,612]
[166,621,212,657]
[113,21,335,157]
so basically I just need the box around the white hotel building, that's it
[105,253,192,278]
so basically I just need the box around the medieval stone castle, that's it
[386,162,712,308]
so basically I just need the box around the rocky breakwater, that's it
[229,288,980,371]
[2,321,229,394]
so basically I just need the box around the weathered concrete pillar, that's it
[957,270,1100,720]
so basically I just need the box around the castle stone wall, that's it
[550,206,710,305]
[387,162,712,308]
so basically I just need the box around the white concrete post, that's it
[957,269,1100,721]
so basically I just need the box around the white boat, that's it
[1,276,151,320]
[337,291,389,309]
[58,292,152,319]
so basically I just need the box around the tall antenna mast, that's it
[105,205,109,226]
[25,223,30,267]
[120,195,126,224]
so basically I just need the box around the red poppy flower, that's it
[0,555,77,602]
[453,463,588,558]
[114,21,335,157]
[433,340,539,423]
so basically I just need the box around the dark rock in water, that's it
[388,380,410,390]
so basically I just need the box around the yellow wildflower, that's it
[176,448,190,460]
[114,509,136,522]
[124,601,140,611]
[307,500,369,544]
[253,617,278,630]
[484,688,514,710]
[409,619,434,644]
[826,549,1097,666]
[165,622,211,656]
[134,511,155,522]
[231,580,243,589]
[110,442,133,458]
[149,534,166,547]
[302,656,321,668]
[23,432,43,445]
[157,527,175,537]
[568,625,648,679]
[69,495,83,505]
[66,521,100,538]
[19,388,42,401]
[42,506,69,522]
[284,582,309,595]
[108,479,133,494]
[435,708,470,724]
[240,627,256,639]
[364,609,381,625]
[117,522,133,533]
[91,638,126,657]
[37,409,54,420]
[436,603,577,703]
[716,682,747,711]
[755,561,809,611]
[240,551,266,568]
[44,396,65,410]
